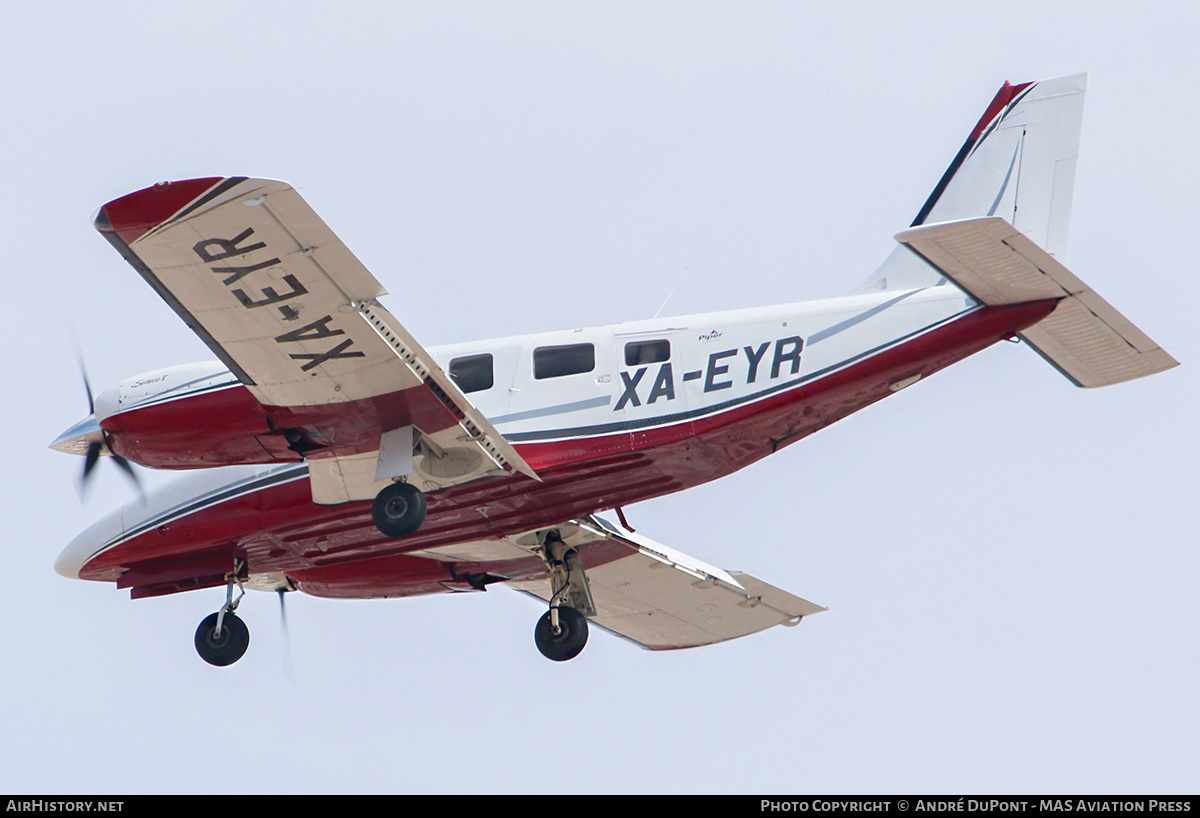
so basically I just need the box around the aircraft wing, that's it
[896,216,1179,387]
[504,515,826,650]
[96,177,536,501]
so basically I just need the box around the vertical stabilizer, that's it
[863,73,1087,291]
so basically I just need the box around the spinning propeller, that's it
[77,365,142,498]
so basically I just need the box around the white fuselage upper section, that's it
[74,284,975,444]
[431,285,972,443]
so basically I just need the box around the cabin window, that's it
[449,354,494,393]
[534,343,595,379]
[624,340,670,367]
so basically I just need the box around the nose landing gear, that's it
[194,558,250,667]
[194,611,249,667]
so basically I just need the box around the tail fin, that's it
[864,73,1087,291]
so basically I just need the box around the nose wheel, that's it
[534,605,589,661]
[195,611,250,666]
[194,558,251,667]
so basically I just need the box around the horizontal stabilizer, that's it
[896,217,1178,387]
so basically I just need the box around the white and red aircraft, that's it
[52,73,1176,666]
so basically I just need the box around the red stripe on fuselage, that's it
[81,300,1057,597]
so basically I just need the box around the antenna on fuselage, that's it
[653,268,688,319]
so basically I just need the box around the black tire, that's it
[194,611,250,667]
[372,482,427,538]
[534,606,589,662]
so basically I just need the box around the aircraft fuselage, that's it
[55,286,1058,594]
[75,285,1048,474]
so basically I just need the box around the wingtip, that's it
[96,177,230,246]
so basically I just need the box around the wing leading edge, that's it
[95,177,536,501]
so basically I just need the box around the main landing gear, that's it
[533,531,596,662]
[371,481,426,538]
[535,605,588,662]
[194,559,250,667]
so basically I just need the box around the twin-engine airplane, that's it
[52,73,1176,666]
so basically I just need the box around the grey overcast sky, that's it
[3,1,1196,794]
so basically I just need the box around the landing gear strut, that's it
[194,559,250,667]
[533,531,595,662]
[371,481,426,538]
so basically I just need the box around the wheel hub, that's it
[384,496,409,518]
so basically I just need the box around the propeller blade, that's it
[278,587,294,680]
[76,354,97,417]
[111,453,144,494]
[77,358,102,498]
[77,440,103,499]
[278,587,289,634]
[82,440,102,481]
[81,370,95,416]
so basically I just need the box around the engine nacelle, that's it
[53,362,290,469]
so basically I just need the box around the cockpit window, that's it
[449,354,494,393]
[624,340,670,367]
[534,344,595,379]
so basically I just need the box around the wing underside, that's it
[96,177,536,501]
[501,515,825,650]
